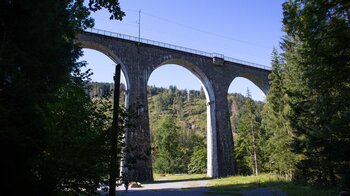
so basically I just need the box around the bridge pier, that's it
[212,84,235,177]
[124,64,153,182]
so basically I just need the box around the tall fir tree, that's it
[282,0,350,187]
[261,48,297,179]
[236,89,261,175]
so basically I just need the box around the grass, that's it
[208,173,339,196]
[153,173,207,181]
[151,173,339,195]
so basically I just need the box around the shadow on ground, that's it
[115,187,209,196]
[209,181,338,196]
[152,177,211,184]
[98,177,339,196]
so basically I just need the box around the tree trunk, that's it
[109,64,121,196]
[253,148,258,175]
[251,122,258,175]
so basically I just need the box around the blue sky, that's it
[80,0,285,101]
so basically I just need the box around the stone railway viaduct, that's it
[77,28,270,182]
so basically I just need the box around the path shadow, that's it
[208,181,338,196]
[115,187,210,196]
[149,177,211,184]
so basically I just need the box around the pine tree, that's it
[261,48,297,179]
[236,89,261,175]
[282,0,350,187]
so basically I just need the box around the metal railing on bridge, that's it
[84,28,271,70]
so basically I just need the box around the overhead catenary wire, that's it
[140,10,272,50]
[102,8,272,50]
[92,8,272,66]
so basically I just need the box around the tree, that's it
[0,0,124,194]
[153,116,183,174]
[261,48,297,179]
[173,94,184,119]
[188,146,207,174]
[282,0,350,187]
[235,89,261,175]
[199,87,206,99]
[38,73,114,194]
[229,98,240,141]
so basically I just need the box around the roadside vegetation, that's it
[208,174,339,196]
[150,173,339,195]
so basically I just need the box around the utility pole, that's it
[138,9,141,43]
[109,64,121,196]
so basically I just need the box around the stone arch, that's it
[154,58,214,103]
[147,57,219,177]
[235,72,269,96]
[227,76,266,101]
[79,40,131,107]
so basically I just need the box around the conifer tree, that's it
[282,0,350,186]
[261,48,296,179]
[236,89,261,175]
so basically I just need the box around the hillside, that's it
[88,82,264,142]
[89,82,264,173]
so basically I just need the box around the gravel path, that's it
[98,179,286,196]
[98,179,209,196]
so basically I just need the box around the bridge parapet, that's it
[84,28,271,70]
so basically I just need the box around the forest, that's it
[1,0,349,195]
[90,82,265,175]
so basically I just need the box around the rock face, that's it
[129,182,142,188]
[77,31,270,182]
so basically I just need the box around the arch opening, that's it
[79,48,132,176]
[79,48,130,108]
[147,61,217,179]
[227,77,266,175]
[228,77,266,101]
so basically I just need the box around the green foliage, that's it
[282,0,350,187]
[188,146,207,174]
[87,0,125,20]
[92,83,268,177]
[38,76,112,194]
[0,0,124,195]
[147,86,207,172]
[228,93,264,135]
[91,84,210,174]
[153,116,183,174]
[235,90,262,175]
[260,48,297,179]
[146,84,264,175]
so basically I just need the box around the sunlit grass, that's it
[210,173,283,188]
[153,173,207,181]
[208,173,339,196]
[151,173,339,195]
